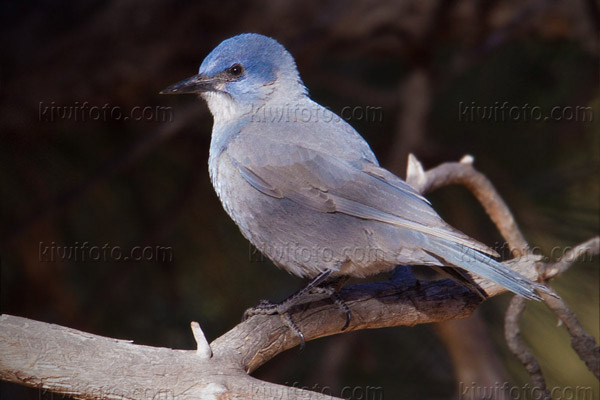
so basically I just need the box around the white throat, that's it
[202,79,306,126]
[202,91,248,126]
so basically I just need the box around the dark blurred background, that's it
[1,0,598,399]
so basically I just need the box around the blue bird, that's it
[162,33,550,339]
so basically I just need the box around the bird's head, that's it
[161,33,307,121]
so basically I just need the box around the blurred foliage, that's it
[1,0,598,399]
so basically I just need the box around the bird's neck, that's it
[202,91,250,126]
[204,87,309,128]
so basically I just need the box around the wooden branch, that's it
[0,314,336,400]
[505,296,552,400]
[541,292,600,379]
[407,154,529,255]
[540,238,600,379]
[0,256,539,400]
[1,156,596,399]
[408,154,600,384]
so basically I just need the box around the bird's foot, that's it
[241,270,351,349]
[242,299,307,348]
[242,270,333,320]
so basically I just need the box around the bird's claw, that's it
[241,270,351,349]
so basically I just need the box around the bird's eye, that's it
[227,64,244,77]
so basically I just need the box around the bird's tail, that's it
[425,239,552,300]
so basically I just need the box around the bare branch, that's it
[407,154,529,255]
[0,314,341,400]
[1,156,595,399]
[407,155,599,386]
[213,277,485,373]
[541,292,600,379]
[0,258,533,400]
[0,252,548,400]
[539,238,600,379]
[543,237,600,278]
[504,296,551,400]
[191,321,213,359]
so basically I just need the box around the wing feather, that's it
[226,121,498,257]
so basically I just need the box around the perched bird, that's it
[161,33,550,338]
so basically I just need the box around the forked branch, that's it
[1,156,597,400]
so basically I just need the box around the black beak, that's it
[160,74,220,94]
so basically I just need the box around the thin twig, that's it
[540,237,600,379]
[504,296,551,400]
[418,158,529,255]
[409,156,599,386]
[543,237,600,278]
[541,293,600,379]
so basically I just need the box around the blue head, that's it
[162,34,307,120]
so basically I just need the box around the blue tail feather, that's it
[426,239,551,300]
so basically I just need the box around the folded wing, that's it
[227,126,498,257]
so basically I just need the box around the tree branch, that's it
[0,255,542,400]
[505,296,551,400]
[406,154,529,255]
[540,238,600,379]
[408,154,599,384]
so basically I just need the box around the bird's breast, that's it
[208,150,257,236]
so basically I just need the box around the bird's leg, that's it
[242,270,337,349]
[243,270,333,319]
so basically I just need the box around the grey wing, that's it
[227,128,498,257]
